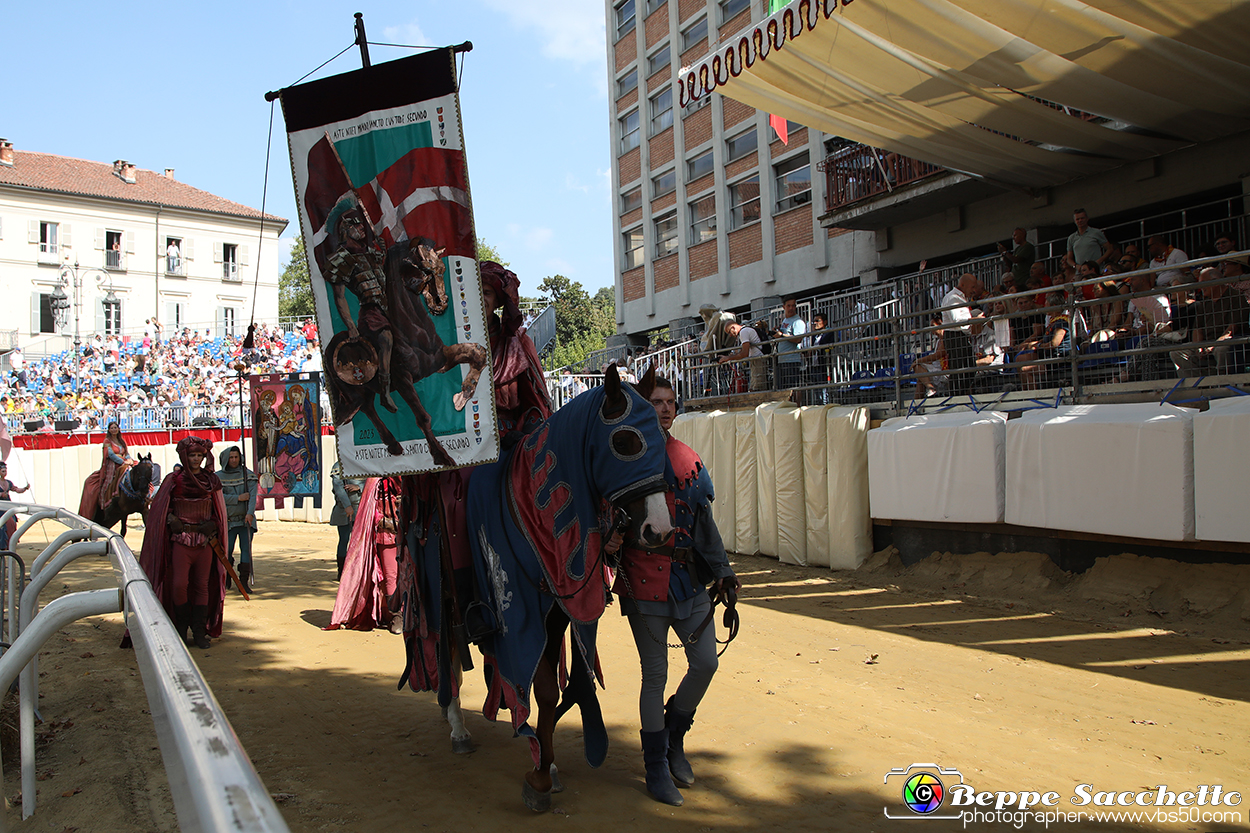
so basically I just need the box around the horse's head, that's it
[586,364,672,547]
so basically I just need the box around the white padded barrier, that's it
[753,403,787,558]
[801,406,832,566]
[826,406,873,570]
[773,405,807,565]
[869,411,1007,524]
[1194,397,1250,543]
[711,411,739,554]
[734,410,759,555]
[1006,404,1195,541]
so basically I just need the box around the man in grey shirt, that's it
[1065,208,1116,270]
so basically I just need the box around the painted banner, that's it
[250,372,323,507]
[280,48,497,477]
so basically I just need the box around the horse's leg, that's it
[444,646,474,754]
[439,343,487,411]
[522,606,569,812]
[359,398,404,456]
[397,387,454,467]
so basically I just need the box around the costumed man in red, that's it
[329,476,404,632]
[139,436,228,650]
[398,260,554,752]
[607,376,739,806]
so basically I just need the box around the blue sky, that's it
[6,1,612,298]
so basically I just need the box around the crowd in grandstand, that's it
[1,320,323,432]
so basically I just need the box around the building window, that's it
[687,150,714,180]
[618,68,638,98]
[222,307,237,337]
[102,297,122,336]
[654,212,678,258]
[683,93,710,117]
[39,221,58,262]
[105,230,124,270]
[774,153,812,212]
[645,0,666,14]
[620,110,641,153]
[652,168,677,197]
[726,128,757,163]
[648,43,671,75]
[682,16,708,51]
[730,175,761,228]
[615,0,636,40]
[650,87,673,135]
[166,236,184,275]
[689,195,717,244]
[34,293,56,334]
[623,227,645,270]
[222,243,240,281]
[167,301,186,330]
[720,0,749,23]
[621,188,642,214]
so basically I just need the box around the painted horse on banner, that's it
[401,366,671,811]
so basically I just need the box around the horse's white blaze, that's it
[640,491,673,542]
[446,696,470,741]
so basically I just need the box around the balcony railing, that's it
[105,250,126,270]
[166,256,185,276]
[819,144,945,212]
[223,262,241,281]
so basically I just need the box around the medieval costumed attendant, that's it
[398,260,553,751]
[329,476,404,632]
[0,461,30,550]
[139,436,228,649]
[78,422,133,519]
[218,446,258,591]
[608,377,739,806]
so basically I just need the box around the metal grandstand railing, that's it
[679,251,1250,415]
[0,502,290,831]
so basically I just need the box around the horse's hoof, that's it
[451,735,475,755]
[521,780,551,813]
[386,442,404,456]
[550,764,565,794]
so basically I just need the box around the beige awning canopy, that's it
[678,0,1250,189]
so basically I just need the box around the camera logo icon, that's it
[884,763,965,820]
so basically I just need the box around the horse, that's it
[397,365,672,811]
[95,453,160,536]
[326,235,487,466]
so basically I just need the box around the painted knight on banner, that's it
[281,48,496,477]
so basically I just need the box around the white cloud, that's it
[381,20,432,49]
[506,223,555,252]
[483,0,606,69]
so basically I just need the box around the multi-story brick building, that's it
[0,139,287,358]
[607,0,874,341]
[606,0,1250,345]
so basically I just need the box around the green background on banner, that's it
[333,122,435,186]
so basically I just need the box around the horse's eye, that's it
[609,426,646,462]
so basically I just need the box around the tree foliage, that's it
[278,235,314,319]
[476,238,508,267]
[539,275,616,370]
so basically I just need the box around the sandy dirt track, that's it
[4,520,1249,832]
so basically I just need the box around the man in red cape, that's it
[139,436,228,649]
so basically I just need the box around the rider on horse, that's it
[606,375,740,806]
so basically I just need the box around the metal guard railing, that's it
[0,501,289,832]
[676,251,1250,414]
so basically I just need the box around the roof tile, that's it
[0,150,287,224]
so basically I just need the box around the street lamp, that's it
[55,259,118,399]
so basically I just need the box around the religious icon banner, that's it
[250,372,323,507]
[280,47,498,478]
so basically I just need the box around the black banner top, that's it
[280,47,457,133]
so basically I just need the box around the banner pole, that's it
[353,13,371,69]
